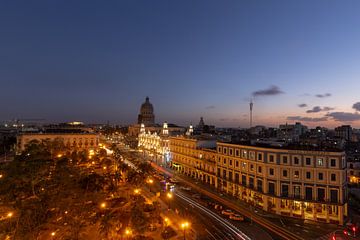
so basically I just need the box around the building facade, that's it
[138,123,171,166]
[216,143,347,224]
[169,136,217,187]
[17,133,99,154]
[169,136,348,225]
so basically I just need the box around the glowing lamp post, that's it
[181,221,189,240]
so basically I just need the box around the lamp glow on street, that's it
[0,174,3,178]
[7,212,13,218]
[167,192,173,199]
[134,189,141,194]
[100,202,106,208]
[51,232,56,236]
[125,228,132,235]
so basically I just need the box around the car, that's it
[229,214,244,221]
[221,209,234,216]
[214,204,223,210]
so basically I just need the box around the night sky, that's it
[1,1,360,128]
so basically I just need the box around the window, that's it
[306,157,311,165]
[317,188,325,202]
[306,172,311,179]
[242,150,247,159]
[235,161,239,168]
[235,149,240,157]
[258,166,262,173]
[223,169,226,178]
[330,159,336,167]
[281,185,289,197]
[305,187,313,200]
[294,186,301,199]
[218,147,222,153]
[229,159,232,166]
[217,168,221,177]
[330,189,338,203]
[257,180,263,192]
[249,177,254,189]
[249,151,255,160]
[258,153,262,161]
[331,173,336,181]
[269,155,274,163]
[317,158,324,166]
[242,162,246,169]
[235,173,239,184]
[250,164,254,171]
[269,168,274,176]
[241,175,247,186]
[294,156,300,165]
[229,149,233,155]
[223,158,226,164]
[229,172,233,181]
[283,156,288,164]
[318,172,324,180]
[223,148,227,154]
[268,182,275,195]
[294,170,299,178]
[283,170,288,177]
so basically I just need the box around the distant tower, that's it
[250,100,254,128]
[162,122,169,135]
[140,123,145,134]
[186,124,193,136]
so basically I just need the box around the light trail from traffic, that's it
[175,191,252,240]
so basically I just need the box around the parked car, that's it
[221,209,233,215]
[229,214,244,221]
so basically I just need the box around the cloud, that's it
[306,106,322,113]
[352,102,360,111]
[306,106,334,113]
[252,85,284,97]
[287,116,328,122]
[205,105,215,109]
[298,103,307,108]
[326,112,360,122]
[322,107,334,111]
[315,93,331,98]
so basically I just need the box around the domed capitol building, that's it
[128,96,185,137]
[137,96,155,125]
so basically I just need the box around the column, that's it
[275,198,281,214]
[263,196,268,211]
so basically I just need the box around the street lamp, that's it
[167,192,173,210]
[147,178,154,192]
[134,188,141,195]
[100,202,106,209]
[7,212,13,218]
[181,221,189,240]
[124,228,132,239]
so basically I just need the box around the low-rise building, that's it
[16,132,99,154]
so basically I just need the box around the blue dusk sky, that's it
[1,0,360,128]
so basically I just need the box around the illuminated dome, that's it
[138,97,155,125]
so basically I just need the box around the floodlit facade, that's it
[16,133,99,154]
[216,143,347,225]
[169,136,348,225]
[169,136,217,187]
[138,123,171,166]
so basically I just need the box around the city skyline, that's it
[1,1,360,128]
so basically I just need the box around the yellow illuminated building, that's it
[17,133,99,154]
[169,136,348,225]
[169,136,217,187]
